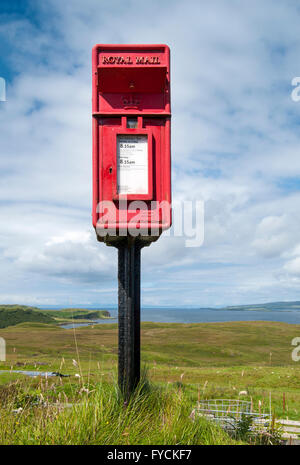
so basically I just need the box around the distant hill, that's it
[38,308,111,320]
[0,305,111,328]
[38,308,110,320]
[0,305,55,328]
[222,301,300,312]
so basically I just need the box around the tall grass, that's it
[0,377,240,445]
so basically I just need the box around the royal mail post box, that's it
[92,44,171,244]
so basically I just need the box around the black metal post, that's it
[118,239,141,399]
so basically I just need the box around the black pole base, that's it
[117,238,142,400]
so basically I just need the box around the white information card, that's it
[117,135,148,195]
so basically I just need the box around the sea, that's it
[54,306,300,329]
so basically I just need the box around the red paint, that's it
[92,44,171,241]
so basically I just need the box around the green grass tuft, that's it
[0,378,240,445]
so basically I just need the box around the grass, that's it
[0,376,241,445]
[0,320,300,444]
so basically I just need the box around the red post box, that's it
[92,44,171,245]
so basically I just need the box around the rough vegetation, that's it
[0,320,299,444]
[0,377,241,445]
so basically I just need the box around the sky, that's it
[1,0,300,308]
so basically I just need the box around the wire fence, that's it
[197,399,270,433]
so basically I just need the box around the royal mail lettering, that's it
[102,56,133,65]
[136,56,160,64]
[102,56,160,65]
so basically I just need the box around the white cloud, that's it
[284,257,300,276]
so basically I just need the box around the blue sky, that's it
[1,0,300,307]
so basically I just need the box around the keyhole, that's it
[109,167,112,174]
